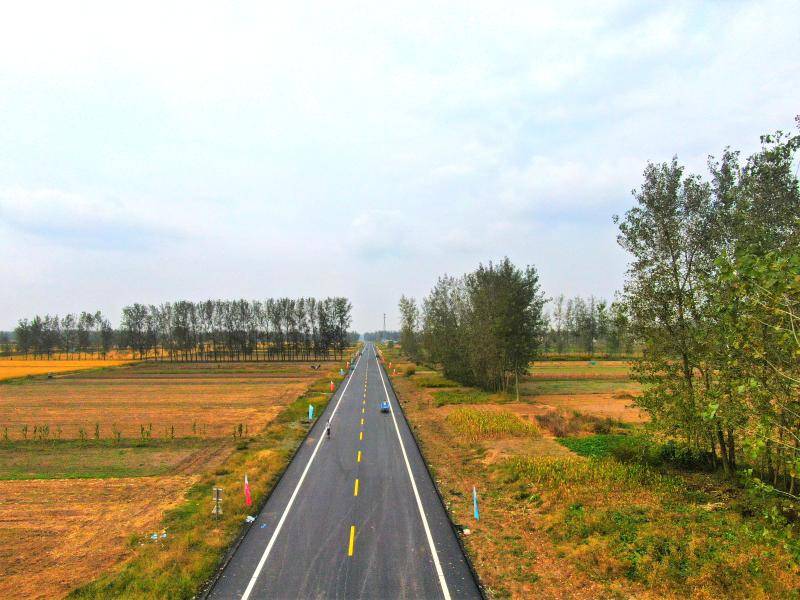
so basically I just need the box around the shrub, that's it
[535,412,569,436]
[413,374,459,388]
[559,434,630,458]
[536,410,626,437]
[432,389,497,407]
[404,365,416,377]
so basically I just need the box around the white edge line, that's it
[375,345,452,600]
[240,351,362,600]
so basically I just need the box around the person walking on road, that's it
[325,419,332,439]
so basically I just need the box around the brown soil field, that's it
[0,370,330,439]
[0,476,195,600]
[523,393,647,423]
[436,394,646,424]
[0,360,131,381]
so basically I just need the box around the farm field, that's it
[528,360,632,379]
[0,359,131,382]
[384,347,800,598]
[0,361,326,439]
[0,359,342,599]
[0,476,193,600]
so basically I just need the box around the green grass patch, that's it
[530,362,632,378]
[520,379,639,396]
[557,434,632,458]
[545,487,794,595]
[432,388,502,407]
[413,373,459,388]
[0,438,214,480]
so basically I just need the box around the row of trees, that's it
[544,295,634,356]
[362,330,400,342]
[399,258,547,392]
[12,297,355,361]
[617,122,800,493]
[14,312,115,358]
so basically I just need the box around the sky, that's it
[1,1,798,332]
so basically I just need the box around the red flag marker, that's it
[330,380,334,392]
[244,474,252,507]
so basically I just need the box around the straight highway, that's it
[208,342,481,599]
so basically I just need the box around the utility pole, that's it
[383,313,386,339]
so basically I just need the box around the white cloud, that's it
[0,0,798,330]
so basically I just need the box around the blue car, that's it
[380,400,390,413]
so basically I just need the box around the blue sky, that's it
[1,0,798,331]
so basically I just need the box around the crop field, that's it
[528,360,632,379]
[0,359,340,599]
[0,362,328,439]
[446,407,540,442]
[0,359,131,382]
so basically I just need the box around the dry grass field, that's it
[0,359,341,598]
[0,476,194,600]
[0,359,131,382]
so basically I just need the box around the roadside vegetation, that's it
[383,342,800,598]
[446,407,540,442]
[388,121,800,598]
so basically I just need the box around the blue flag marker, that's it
[473,486,479,520]
[308,404,314,420]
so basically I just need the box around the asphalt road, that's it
[208,342,481,600]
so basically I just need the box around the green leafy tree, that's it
[398,295,420,360]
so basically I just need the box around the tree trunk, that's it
[726,428,736,470]
[716,424,730,475]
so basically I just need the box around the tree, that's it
[551,294,567,353]
[464,258,546,393]
[422,275,472,384]
[616,157,727,465]
[418,258,546,393]
[15,320,31,358]
[0,332,11,357]
[616,122,800,478]
[398,295,420,360]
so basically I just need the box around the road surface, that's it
[208,342,481,599]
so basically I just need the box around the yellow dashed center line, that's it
[348,525,356,556]
[359,431,363,441]
[360,418,364,426]
[354,478,359,496]
[357,450,362,462]
[362,407,365,414]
